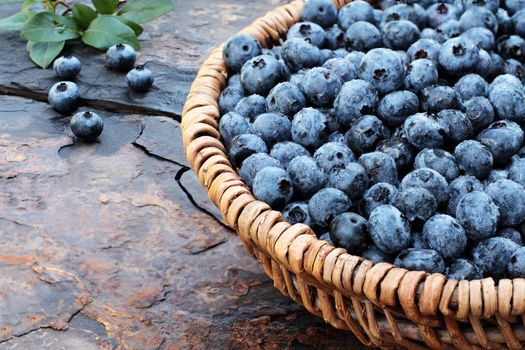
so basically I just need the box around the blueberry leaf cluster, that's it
[0,0,175,68]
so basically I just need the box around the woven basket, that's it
[181,1,525,348]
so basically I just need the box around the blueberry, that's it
[234,95,267,122]
[447,259,482,280]
[270,142,310,169]
[404,59,438,92]
[338,0,375,30]
[287,156,327,197]
[322,58,357,83]
[504,0,525,15]
[453,74,488,102]
[332,48,350,59]
[223,34,262,72]
[53,55,81,79]
[301,67,341,107]
[420,28,446,43]
[437,109,473,144]
[382,3,425,29]
[358,151,398,186]
[240,55,287,96]
[291,108,329,149]
[509,247,525,278]
[477,120,524,164]
[282,38,322,72]
[48,81,80,113]
[344,21,382,52]
[378,90,419,127]
[488,82,525,124]
[283,201,313,226]
[227,73,242,89]
[421,85,461,113]
[439,37,480,76]
[447,175,484,215]
[497,7,514,33]
[423,214,467,259]
[358,48,406,94]
[460,27,495,51]
[264,83,306,118]
[454,140,493,179]
[369,205,411,254]
[509,158,525,188]
[319,232,334,244]
[252,166,293,209]
[436,19,462,40]
[325,25,345,49]
[228,134,268,167]
[503,59,525,83]
[498,227,524,245]
[251,113,291,147]
[334,79,379,126]
[415,148,459,182]
[460,7,498,32]
[329,212,368,254]
[395,248,446,274]
[497,35,525,61]
[301,0,338,28]
[360,182,399,218]
[327,162,369,200]
[219,111,250,146]
[328,131,345,143]
[455,191,499,241]
[407,39,441,66]
[487,179,525,225]
[473,237,520,278]
[362,245,394,264]
[490,73,523,90]
[288,22,327,48]
[376,136,416,170]
[373,9,384,27]
[392,187,437,223]
[70,111,103,142]
[397,50,411,67]
[462,96,494,132]
[403,113,449,149]
[463,0,498,12]
[345,115,386,154]
[512,9,525,37]
[106,43,136,71]
[313,142,356,173]
[411,231,428,249]
[401,168,449,205]
[474,49,492,78]
[126,65,154,92]
[484,170,509,187]
[219,86,245,114]
[345,51,365,70]
[426,3,461,28]
[308,188,351,227]
[239,153,282,188]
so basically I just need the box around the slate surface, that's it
[0,1,370,349]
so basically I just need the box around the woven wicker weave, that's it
[181,1,525,348]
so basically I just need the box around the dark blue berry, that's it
[291,108,329,149]
[488,81,525,124]
[504,0,525,15]
[308,188,351,227]
[266,82,306,117]
[327,162,369,200]
[487,179,525,225]
[325,25,345,49]
[251,112,291,146]
[219,111,250,146]
[395,248,446,274]
[423,214,467,259]
[334,79,379,126]
[358,151,398,186]
[508,247,525,278]
[454,140,493,179]
[360,182,399,218]
[362,245,394,264]
[219,86,244,114]
[53,55,81,79]
[407,38,441,66]
[223,34,262,72]
[234,95,267,122]
[282,38,322,72]
[239,153,282,188]
[345,115,386,154]
[401,168,449,204]
[438,37,480,76]
[459,6,498,32]
[313,142,356,173]
[476,120,524,164]
[421,85,461,113]
[288,22,327,48]
[301,0,338,28]
[456,191,499,241]
[283,201,313,226]
[376,136,416,170]
[338,0,375,30]
[345,51,365,70]
[509,158,525,187]
[497,34,525,61]
[453,74,488,101]
[503,59,525,82]
[447,175,484,215]
[287,156,327,197]
[382,20,420,50]
[472,237,520,278]
[322,58,357,83]
[426,3,461,28]
[498,227,524,245]
[48,81,80,113]
[404,59,438,92]
[228,134,268,167]
[253,166,293,209]
[392,187,437,222]
[358,48,406,94]
[378,90,419,127]
[415,148,459,182]
[344,21,382,51]
[240,55,287,95]
[447,259,482,280]
[369,204,411,254]
[460,27,495,51]
[403,112,450,149]
[70,111,103,142]
[127,65,154,92]
[106,43,136,71]
[301,67,342,106]
[462,96,494,133]
[270,142,310,169]
[437,109,473,144]
[329,212,368,254]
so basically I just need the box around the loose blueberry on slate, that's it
[48,81,80,113]
[217,0,525,280]
[70,111,104,142]
[53,55,81,79]
[127,65,154,92]
[106,43,136,71]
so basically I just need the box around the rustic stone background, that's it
[0,1,369,349]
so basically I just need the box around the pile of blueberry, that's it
[219,0,525,281]
[47,43,155,142]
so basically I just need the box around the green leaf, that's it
[82,15,139,51]
[21,12,79,42]
[0,11,33,30]
[114,16,143,36]
[26,40,65,68]
[72,3,97,30]
[91,0,118,14]
[117,0,174,24]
